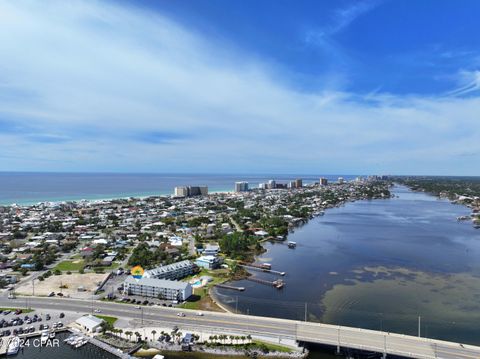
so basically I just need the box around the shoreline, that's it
[0,189,235,207]
[212,184,394,314]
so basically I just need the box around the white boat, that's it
[74,338,88,348]
[7,337,20,356]
[153,355,165,359]
[287,241,297,248]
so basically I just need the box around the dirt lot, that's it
[16,273,109,299]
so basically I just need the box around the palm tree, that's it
[229,335,234,344]
[151,330,157,342]
[246,334,252,343]
[117,328,123,338]
[134,331,141,342]
[125,331,132,341]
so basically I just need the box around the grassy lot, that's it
[178,268,230,311]
[54,260,85,272]
[95,315,118,326]
[0,307,34,313]
[252,340,293,353]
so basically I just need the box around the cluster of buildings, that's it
[122,244,224,302]
[258,179,303,190]
[0,176,390,301]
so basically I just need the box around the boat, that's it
[7,337,20,356]
[153,355,165,359]
[74,338,88,348]
[64,335,77,343]
[287,241,296,248]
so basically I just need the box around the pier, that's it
[87,335,136,359]
[216,283,245,291]
[238,262,286,276]
[246,277,285,289]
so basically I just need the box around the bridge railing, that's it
[211,288,480,346]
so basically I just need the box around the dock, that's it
[239,264,286,276]
[246,277,285,289]
[215,283,245,291]
[87,335,136,358]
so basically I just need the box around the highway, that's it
[2,296,480,359]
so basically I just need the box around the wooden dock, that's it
[215,283,245,291]
[239,264,286,276]
[246,277,285,289]
[87,336,136,358]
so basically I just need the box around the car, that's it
[45,315,51,321]
[177,312,185,317]
[14,310,22,315]
[135,305,141,309]
[94,309,101,313]
[59,313,65,318]
[3,310,11,315]
[196,312,204,316]
[57,322,63,328]
[48,292,55,297]
[57,292,64,297]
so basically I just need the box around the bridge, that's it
[1,296,479,359]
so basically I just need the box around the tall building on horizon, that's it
[319,178,328,186]
[235,181,249,192]
[174,186,208,197]
[267,179,276,189]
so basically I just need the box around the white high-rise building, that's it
[174,186,188,197]
[267,180,276,189]
[235,181,249,192]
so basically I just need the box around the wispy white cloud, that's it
[446,70,480,97]
[304,0,382,44]
[0,0,479,175]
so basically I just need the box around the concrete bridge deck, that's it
[1,296,479,359]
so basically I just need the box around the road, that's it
[1,296,480,359]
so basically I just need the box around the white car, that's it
[94,309,101,313]
[196,312,203,316]
[177,312,185,317]
[135,305,141,309]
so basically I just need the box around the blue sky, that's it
[0,0,480,175]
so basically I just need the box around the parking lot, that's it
[0,308,73,338]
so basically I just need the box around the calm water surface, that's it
[214,185,480,345]
[0,173,355,205]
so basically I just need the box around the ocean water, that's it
[0,172,357,205]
